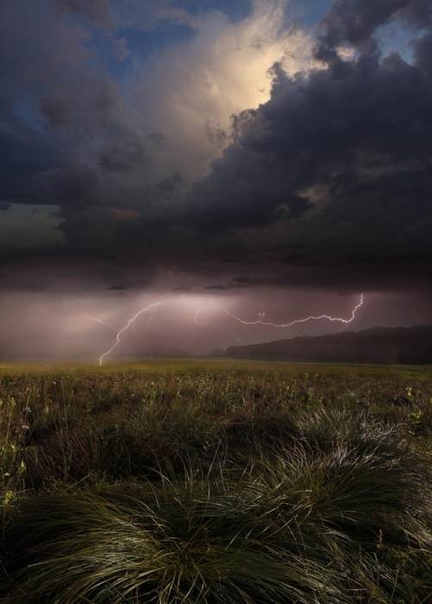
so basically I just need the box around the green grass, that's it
[1,360,432,602]
[1,358,432,377]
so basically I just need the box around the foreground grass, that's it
[1,361,432,602]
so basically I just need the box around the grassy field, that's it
[1,360,432,603]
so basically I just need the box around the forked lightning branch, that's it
[96,294,365,366]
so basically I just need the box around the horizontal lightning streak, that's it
[87,316,115,328]
[222,294,365,328]
[96,294,365,365]
[98,301,162,366]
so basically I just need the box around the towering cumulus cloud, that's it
[0,0,308,256]
[189,0,432,274]
[0,0,431,291]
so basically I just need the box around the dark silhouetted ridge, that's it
[218,325,432,364]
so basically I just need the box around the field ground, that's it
[2,357,432,377]
[1,360,432,603]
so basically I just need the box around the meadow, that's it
[1,359,432,603]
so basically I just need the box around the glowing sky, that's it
[1,0,432,360]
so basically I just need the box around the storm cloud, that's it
[1,0,432,299]
[0,0,308,263]
[0,0,202,214]
[313,0,431,60]
[185,0,432,278]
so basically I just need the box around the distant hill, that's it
[218,325,432,364]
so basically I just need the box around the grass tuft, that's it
[1,362,432,602]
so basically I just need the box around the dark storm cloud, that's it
[0,1,80,202]
[56,0,112,26]
[200,265,432,294]
[313,0,431,61]
[0,0,280,272]
[0,0,182,239]
[2,0,432,296]
[205,284,229,291]
[0,0,113,202]
[56,0,197,31]
[414,32,432,72]
[205,275,265,291]
[0,131,57,203]
[184,0,432,280]
[106,277,155,291]
[98,138,146,173]
[0,253,157,293]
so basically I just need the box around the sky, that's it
[1,0,432,361]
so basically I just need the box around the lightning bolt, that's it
[87,316,116,328]
[194,303,202,325]
[194,303,208,326]
[99,301,162,366]
[96,294,365,365]
[222,293,365,329]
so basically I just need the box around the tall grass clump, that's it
[2,364,432,602]
[3,407,432,603]
[1,479,333,604]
